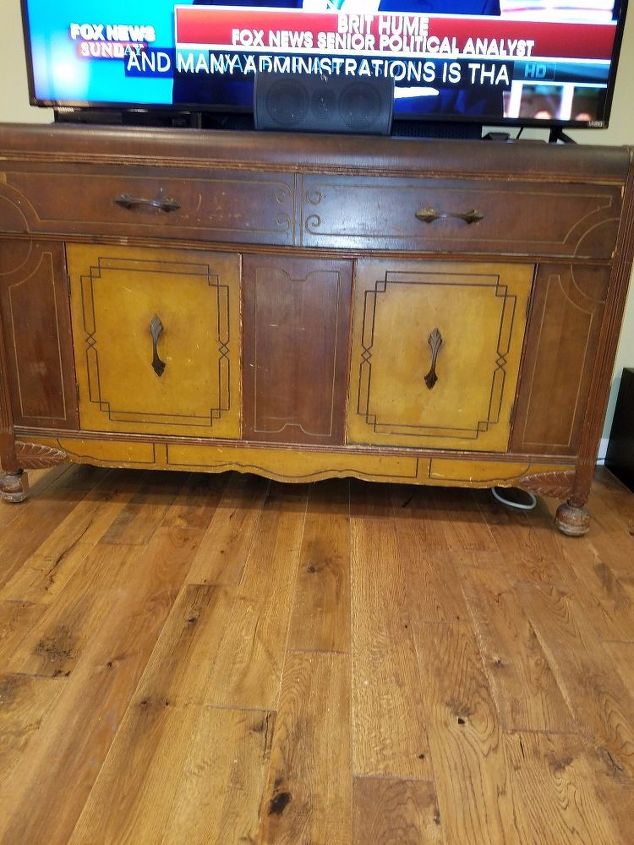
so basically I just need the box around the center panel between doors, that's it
[242,254,352,446]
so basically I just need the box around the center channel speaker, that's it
[254,72,394,135]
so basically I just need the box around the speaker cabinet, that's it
[254,72,394,135]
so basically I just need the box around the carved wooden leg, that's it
[0,469,29,503]
[555,498,590,537]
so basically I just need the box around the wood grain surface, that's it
[0,464,633,843]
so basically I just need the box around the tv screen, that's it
[22,0,628,129]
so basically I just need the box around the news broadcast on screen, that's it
[22,0,626,126]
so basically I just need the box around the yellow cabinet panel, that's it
[348,260,533,452]
[67,245,241,438]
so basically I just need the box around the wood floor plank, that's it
[462,567,576,733]
[398,544,469,625]
[70,704,274,845]
[99,471,187,545]
[4,545,139,678]
[352,778,443,845]
[390,484,496,551]
[504,731,624,845]
[556,552,634,643]
[428,486,498,552]
[0,673,65,791]
[351,509,433,780]
[203,483,308,710]
[131,582,234,707]
[0,469,143,606]
[602,641,634,702]
[259,651,351,844]
[160,470,228,531]
[476,494,569,586]
[411,622,511,845]
[519,581,634,777]
[287,479,351,653]
[184,472,270,587]
[0,600,47,665]
[593,764,634,845]
[0,466,106,591]
[0,524,204,845]
[1,467,632,843]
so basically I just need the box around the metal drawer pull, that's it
[149,315,166,377]
[415,207,484,225]
[424,328,443,390]
[115,193,181,213]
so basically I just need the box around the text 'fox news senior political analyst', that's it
[171,0,503,118]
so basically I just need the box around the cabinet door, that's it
[242,255,352,445]
[348,260,533,452]
[67,245,241,439]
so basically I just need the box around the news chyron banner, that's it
[25,0,619,122]
[167,7,615,120]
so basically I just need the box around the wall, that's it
[0,2,633,445]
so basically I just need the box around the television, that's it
[21,0,629,134]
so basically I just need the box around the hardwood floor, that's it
[0,465,633,844]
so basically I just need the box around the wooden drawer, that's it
[0,166,296,246]
[300,175,622,259]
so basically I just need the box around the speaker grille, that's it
[265,79,309,127]
[255,72,394,135]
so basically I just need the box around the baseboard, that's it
[597,437,609,464]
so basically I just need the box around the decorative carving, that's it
[15,441,68,469]
[305,189,323,206]
[0,470,30,503]
[517,470,576,499]
[0,185,31,233]
[555,500,591,537]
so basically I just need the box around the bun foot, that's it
[555,500,590,536]
[0,470,29,503]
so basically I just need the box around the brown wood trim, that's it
[0,248,18,471]
[0,124,629,184]
[13,424,577,466]
[571,147,634,506]
[0,233,616,268]
[0,240,79,431]
[510,264,610,456]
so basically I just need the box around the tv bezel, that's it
[20,0,630,132]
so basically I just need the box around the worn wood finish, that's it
[300,174,622,257]
[0,240,78,431]
[67,244,241,439]
[0,466,632,842]
[1,126,634,533]
[348,260,532,452]
[511,264,610,456]
[242,254,352,446]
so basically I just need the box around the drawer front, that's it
[67,244,241,439]
[300,176,622,259]
[0,167,296,246]
[347,260,533,452]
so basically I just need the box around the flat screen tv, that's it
[21,0,629,132]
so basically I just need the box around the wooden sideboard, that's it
[0,123,632,534]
